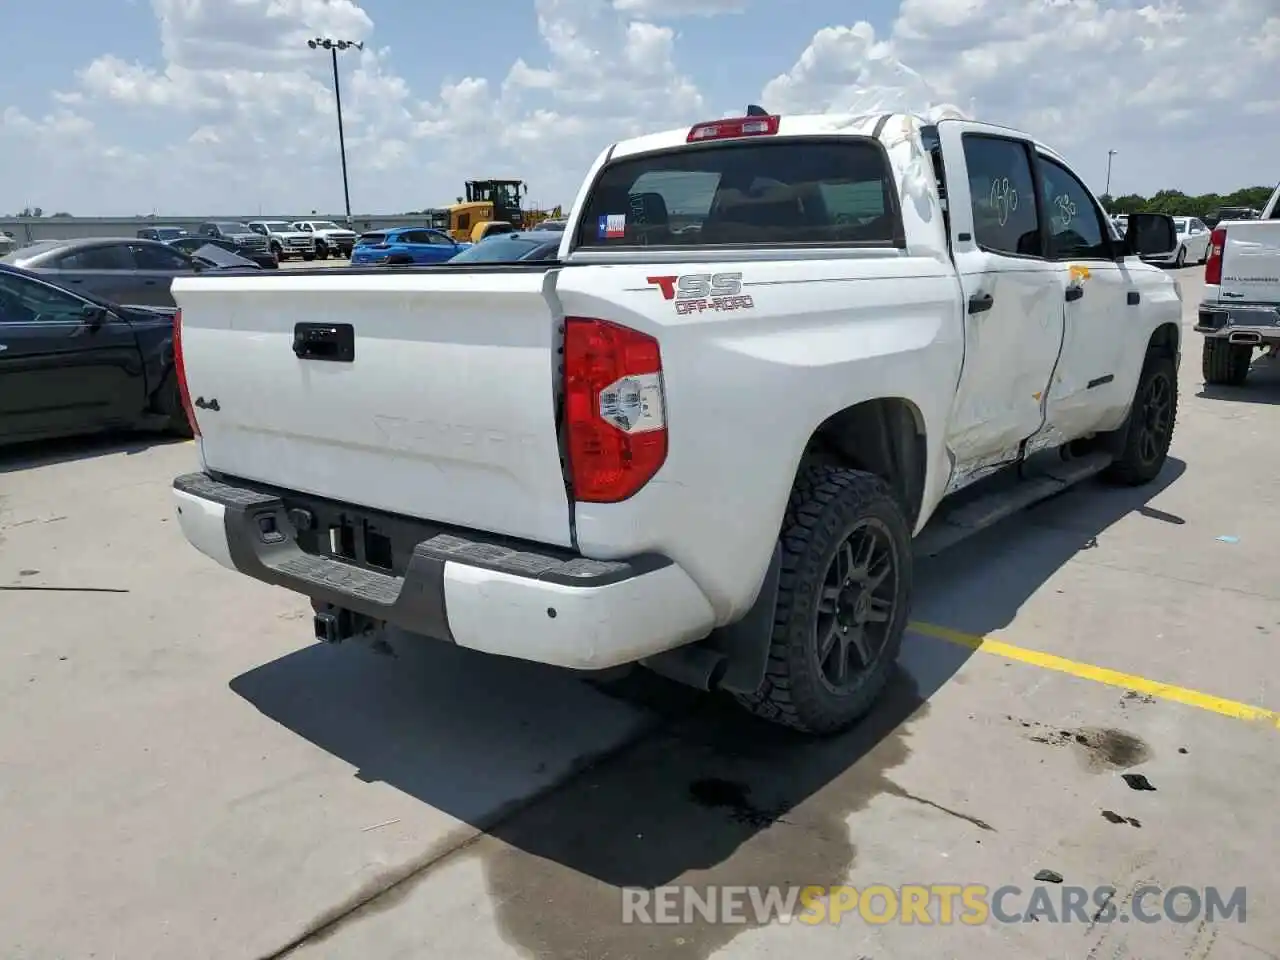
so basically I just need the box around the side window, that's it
[401,231,427,244]
[130,243,191,270]
[427,231,453,245]
[960,135,1041,257]
[59,244,136,270]
[457,214,472,231]
[1191,219,1207,233]
[1036,156,1110,260]
[0,272,87,323]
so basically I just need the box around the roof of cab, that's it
[607,110,1069,168]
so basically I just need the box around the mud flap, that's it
[704,542,782,694]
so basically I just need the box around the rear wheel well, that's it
[799,398,928,529]
[1148,322,1179,358]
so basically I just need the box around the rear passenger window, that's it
[576,140,902,248]
[1036,156,1110,260]
[961,135,1041,258]
[59,244,136,270]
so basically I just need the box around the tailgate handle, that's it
[1127,291,1141,306]
[293,323,354,362]
[1065,286,1084,302]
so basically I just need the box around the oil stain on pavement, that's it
[476,669,934,960]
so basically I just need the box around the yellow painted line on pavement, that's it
[909,620,1280,729]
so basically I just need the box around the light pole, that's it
[1105,149,1117,198]
[307,37,364,225]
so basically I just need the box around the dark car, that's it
[137,226,190,241]
[1,237,247,307]
[194,221,277,268]
[0,262,191,447]
[1204,207,1261,229]
[445,230,563,263]
[165,237,262,270]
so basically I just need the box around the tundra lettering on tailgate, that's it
[646,272,756,315]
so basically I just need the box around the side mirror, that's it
[80,304,108,330]
[1124,213,1177,260]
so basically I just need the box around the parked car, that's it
[175,242,263,272]
[246,220,316,262]
[137,226,190,241]
[289,220,357,259]
[1144,216,1211,267]
[1,237,250,307]
[0,262,191,446]
[1204,207,1260,229]
[0,232,16,256]
[1196,182,1280,385]
[446,230,562,263]
[168,109,1179,735]
[532,218,568,231]
[350,227,465,265]
[194,221,277,268]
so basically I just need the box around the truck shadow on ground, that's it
[910,457,1187,642]
[231,459,1183,959]
[1197,354,1280,406]
[0,432,183,473]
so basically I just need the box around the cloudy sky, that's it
[2,0,1276,216]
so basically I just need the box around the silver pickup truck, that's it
[1197,183,1280,385]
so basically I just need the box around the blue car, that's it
[350,227,468,265]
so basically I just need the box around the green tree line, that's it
[1100,185,1274,218]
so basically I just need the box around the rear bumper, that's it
[172,472,715,669]
[1196,301,1280,342]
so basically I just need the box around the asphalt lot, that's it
[3,265,1279,960]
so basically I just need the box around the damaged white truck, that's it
[170,110,1181,734]
[1196,182,1280,385]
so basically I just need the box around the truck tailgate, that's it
[172,269,573,547]
[1219,221,1280,304]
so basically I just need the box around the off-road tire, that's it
[315,242,329,260]
[270,240,283,259]
[1202,338,1252,386]
[733,465,913,735]
[1103,352,1177,486]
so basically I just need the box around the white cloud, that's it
[760,0,1279,196]
[0,0,1276,214]
[610,0,744,15]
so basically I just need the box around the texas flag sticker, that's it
[598,214,626,238]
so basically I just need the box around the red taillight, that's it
[563,318,667,503]
[687,114,780,143]
[172,308,200,437]
[1204,228,1227,285]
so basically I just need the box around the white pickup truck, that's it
[1196,183,1280,385]
[170,110,1181,734]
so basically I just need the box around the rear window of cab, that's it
[576,138,903,249]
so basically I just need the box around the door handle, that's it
[293,322,355,362]
[1065,286,1084,302]
[968,292,994,314]
[1127,291,1141,305]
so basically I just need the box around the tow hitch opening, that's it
[312,603,382,644]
